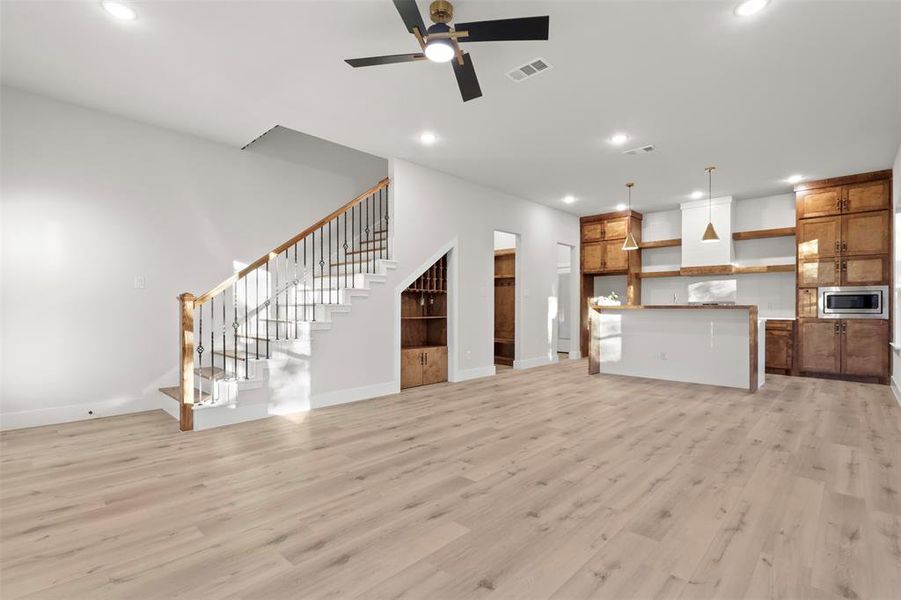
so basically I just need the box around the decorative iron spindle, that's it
[265,262,270,359]
[210,296,215,392]
[379,187,383,261]
[319,226,324,307]
[255,268,260,360]
[312,230,316,322]
[244,276,249,379]
[329,220,333,305]
[221,292,226,374]
[385,184,391,260]
[232,285,239,376]
[196,303,204,402]
[304,236,308,322]
[275,252,280,341]
[343,212,348,290]
[293,243,298,339]
[284,248,290,337]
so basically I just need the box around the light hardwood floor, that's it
[1,359,900,599]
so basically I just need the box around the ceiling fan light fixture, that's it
[425,22,455,63]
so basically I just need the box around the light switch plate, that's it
[134,276,145,289]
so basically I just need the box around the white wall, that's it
[0,87,387,428]
[308,159,581,399]
[494,231,517,250]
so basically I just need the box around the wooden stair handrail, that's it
[193,177,390,307]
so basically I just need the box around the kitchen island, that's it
[588,304,764,391]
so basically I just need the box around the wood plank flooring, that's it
[1,359,899,599]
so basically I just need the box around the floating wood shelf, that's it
[638,264,795,278]
[732,227,796,241]
[638,238,682,249]
[638,270,682,278]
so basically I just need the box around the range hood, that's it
[680,196,734,268]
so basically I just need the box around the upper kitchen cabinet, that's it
[797,215,841,259]
[795,170,892,218]
[580,212,641,274]
[845,179,890,214]
[796,186,843,218]
[843,210,890,256]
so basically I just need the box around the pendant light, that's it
[622,182,639,251]
[701,166,720,243]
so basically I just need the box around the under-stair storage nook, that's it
[401,254,448,390]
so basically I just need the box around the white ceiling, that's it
[2,1,899,216]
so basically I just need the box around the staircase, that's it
[161,178,393,431]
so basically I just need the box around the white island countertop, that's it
[588,304,763,392]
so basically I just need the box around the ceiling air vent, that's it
[623,144,656,156]
[506,58,552,82]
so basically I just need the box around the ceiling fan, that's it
[345,0,550,102]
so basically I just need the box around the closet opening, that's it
[494,231,517,368]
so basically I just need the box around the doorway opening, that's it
[494,231,517,369]
[555,243,574,360]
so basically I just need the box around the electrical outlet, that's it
[658,352,667,360]
[133,275,145,289]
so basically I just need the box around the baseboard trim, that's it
[891,375,901,407]
[451,366,496,382]
[513,355,558,370]
[0,396,167,431]
[311,381,397,410]
[568,350,582,360]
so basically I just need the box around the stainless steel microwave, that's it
[818,286,889,319]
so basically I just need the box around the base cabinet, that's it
[401,346,447,390]
[798,319,888,380]
[765,321,794,374]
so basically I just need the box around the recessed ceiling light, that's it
[734,0,769,17]
[616,203,627,211]
[563,195,576,204]
[609,133,630,146]
[690,190,704,200]
[101,1,137,20]
[419,131,437,145]
[786,174,804,184]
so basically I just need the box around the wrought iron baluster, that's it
[196,303,204,403]
[221,292,226,375]
[379,187,383,261]
[255,268,260,360]
[293,243,298,339]
[244,276,248,379]
[319,226,324,307]
[364,194,370,273]
[232,284,239,376]
[329,220,333,305]
[385,183,390,260]
[210,296,215,396]
[265,262,270,359]
[343,212,348,290]
[352,203,356,285]
[284,248,289,337]
[304,236,308,322]
[312,230,316,322]
[275,251,280,341]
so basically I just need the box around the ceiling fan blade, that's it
[345,53,426,68]
[452,53,482,102]
[454,16,549,42]
[393,0,427,35]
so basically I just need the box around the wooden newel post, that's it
[178,292,195,432]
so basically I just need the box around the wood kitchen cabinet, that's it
[796,186,843,219]
[579,211,643,356]
[798,255,889,287]
[796,177,889,218]
[797,216,841,259]
[798,259,839,287]
[798,288,818,318]
[798,320,842,374]
[765,320,794,374]
[845,179,890,214]
[798,319,889,381]
[401,346,447,389]
[842,210,890,256]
